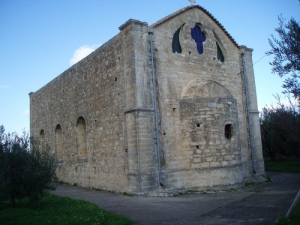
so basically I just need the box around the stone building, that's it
[30,5,265,195]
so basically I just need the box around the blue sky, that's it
[1,0,299,134]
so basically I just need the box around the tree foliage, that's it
[0,126,57,207]
[260,98,300,160]
[266,15,300,98]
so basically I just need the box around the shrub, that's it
[0,126,57,207]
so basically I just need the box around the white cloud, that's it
[22,110,29,116]
[69,45,99,65]
[0,84,9,88]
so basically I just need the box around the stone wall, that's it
[30,33,130,192]
[30,5,265,194]
[151,6,261,190]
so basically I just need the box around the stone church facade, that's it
[30,5,265,195]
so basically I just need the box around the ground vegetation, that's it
[0,193,132,225]
[260,97,300,160]
[0,126,57,207]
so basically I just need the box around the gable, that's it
[151,5,239,48]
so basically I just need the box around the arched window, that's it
[55,124,63,160]
[172,25,184,53]
[217,42,225,62]
[76,117,87,159]
[191,24,206,54]
[214,32,225,62]
[39,129,45,150]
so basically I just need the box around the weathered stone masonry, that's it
[30,5,265,195]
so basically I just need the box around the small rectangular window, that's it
[225,124,233,140]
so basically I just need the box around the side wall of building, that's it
[30,34,130,192]
[152,7,257,190]
[30,19,162,194]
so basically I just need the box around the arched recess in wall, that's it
[181,79,233,99]
[76,117,87,160]
[55,124,63,160]
[179,79,241,171]
[213,32,226,62]
[40,129,45,151]
[181,79,237,142]
[172,24,185,53]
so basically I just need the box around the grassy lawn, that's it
[264,157,300,173]
[0,194,132,225]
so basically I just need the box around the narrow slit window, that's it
[217,42,225,62]
[172,26,183,53]
[191,24,206,54]
[225,124,233,140]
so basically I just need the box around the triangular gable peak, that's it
[150,5,239,48]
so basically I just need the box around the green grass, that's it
[277,204,300,225]
[264,157,300,173]
[184,190,200,194]
[0,194,132,225]
[245,181,262,187]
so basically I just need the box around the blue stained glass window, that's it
[191,25,206,54]
[172,27,182,53]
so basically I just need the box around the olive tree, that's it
[260,98,300,159]
[0,126,57,207]
[266,15,300,99]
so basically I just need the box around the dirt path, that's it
[53,172,300,225]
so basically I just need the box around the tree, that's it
[260,97,300,160]
[266,15,300,99]
[0,126,57,207]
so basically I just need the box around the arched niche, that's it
[55,124,63,160]
[181,80,232,99]
[76,117,87,160]
[39,129,45,151]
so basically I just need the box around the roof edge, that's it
[150,5,239,48]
